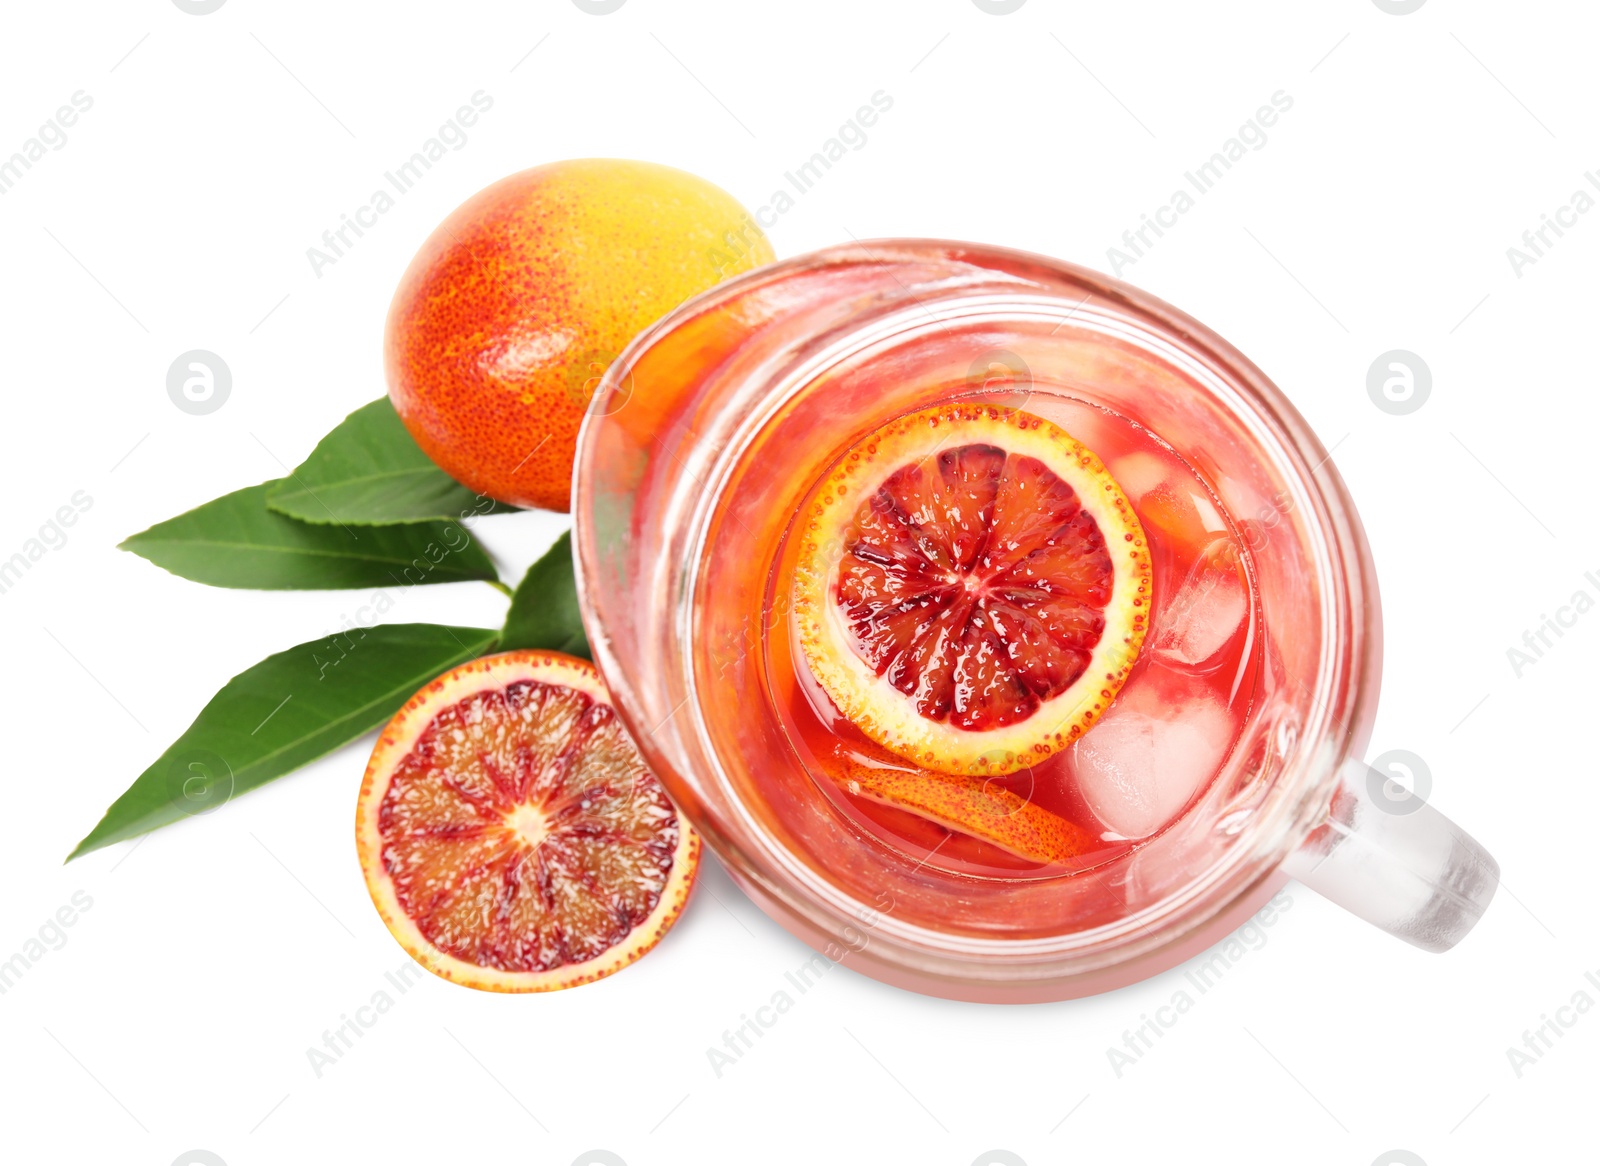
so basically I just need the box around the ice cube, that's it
[1109,451,1169,500]
[1069,683,1234,839]
[1189,489,1226,535]
[1111,451,1229,556]
[1152,547,1248,669]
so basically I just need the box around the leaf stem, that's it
[487,579,514,599]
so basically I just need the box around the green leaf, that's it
[122,481,499,590]
[265,398,517,525]
[68,623,499,860]
[497,531,590,659]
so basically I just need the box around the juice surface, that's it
[762,387,1261,882]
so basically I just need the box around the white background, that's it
[1,2,1594,1164]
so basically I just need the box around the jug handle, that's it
[1282,755,1499,952]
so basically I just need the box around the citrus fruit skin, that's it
[794,403,1151,778]
[385,159,775,511]
[835,761,1101,864]
[356,650,699,993]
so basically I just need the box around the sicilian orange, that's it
[385,159,774,511]
[356,651,698,992]
[793,403,1151,777]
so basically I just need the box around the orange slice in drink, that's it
[794,402,1151,777]
[836,761,1101,864]
[356,651,698,992]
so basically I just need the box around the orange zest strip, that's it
[833,762,1101,864]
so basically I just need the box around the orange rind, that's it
[834,762,1101,864]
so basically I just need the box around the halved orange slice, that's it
[356,651,698,992]
[794,402,1151,777]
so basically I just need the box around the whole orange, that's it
[384,159,774,510]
